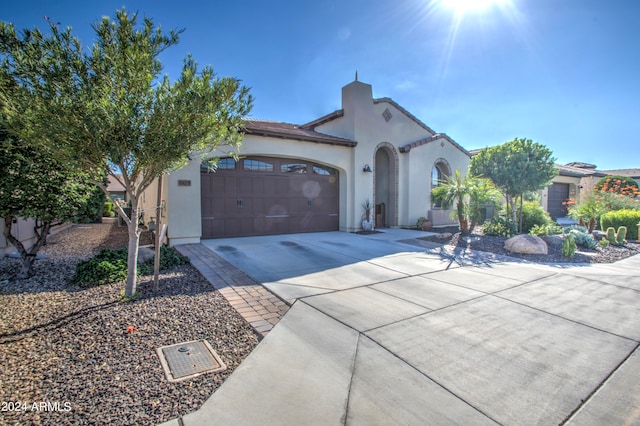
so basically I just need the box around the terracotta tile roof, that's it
[244,119,356,147]
[399,133,471,157]
[555,164,607,177]
[301,110,344,129]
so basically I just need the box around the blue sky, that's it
[3,0,639,170]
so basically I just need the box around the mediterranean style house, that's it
[140,77,471,245]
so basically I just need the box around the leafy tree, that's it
[470,138,557,233]
[0,10,253,297]
[432,170,499,234]
[0,129,95,278]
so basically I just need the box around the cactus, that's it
[562,234,577,258]
[606,227,617,244]
[617,226,627,245]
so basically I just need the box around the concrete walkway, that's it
[164,230,640,425]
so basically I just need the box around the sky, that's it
[3,0,639,170]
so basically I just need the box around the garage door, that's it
[201,156,339,238]
[548,183,570,218]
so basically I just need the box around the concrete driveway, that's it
[171,230,640,425]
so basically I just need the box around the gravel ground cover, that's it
[421,226,640,264]
[0,223,259,425]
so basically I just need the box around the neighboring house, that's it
[1,217,38,255]
[106,174,126,201]
[141,78,471,245]
[542,163,607,218]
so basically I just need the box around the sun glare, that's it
[440,0,509,15]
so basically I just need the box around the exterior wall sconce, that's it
[363,164,373,173]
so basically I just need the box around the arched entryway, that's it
[374,143,398,227]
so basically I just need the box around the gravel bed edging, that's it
[0,223,259,425]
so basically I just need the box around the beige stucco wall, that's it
[317,80,469,229]
[540,175,582,212]
[1,217,37,255]
[1,217,72,255]
[158,79,471,243]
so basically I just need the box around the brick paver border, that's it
[175,244,290,337]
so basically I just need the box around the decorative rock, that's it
[137,246,155,264]
[436,232,453,239]
[592,230,606,241]
[504,234,548,255]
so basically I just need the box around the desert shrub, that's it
[598,192,640,211]
[563,224,588,233]
[562,234,577,258]
[74,246,189,287]
[74,247,129,287]
[517,201,551,234]
[137,245,189,275]
[566,193,608,232]
[569,230,598,249]
[529,223,563,236]
[595,175,639,197]
[599,238,610,248]
[483,216,517,237]
[600,209,640,241]
[103,202,115,218]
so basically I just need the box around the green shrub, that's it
[137,246,189,275]
[600,209,640,240]
[529,223,563,236]
[562,234,577,258]
[103,202,114,218]
[483,216,517,237]
[569,230,598,249]
[563,224,588,234]
[518,201,551,234]
[529,224,547,236]
[74,247,128,287]
[74,246,189,287]
[599,238,610,248]
[599,192,640,211]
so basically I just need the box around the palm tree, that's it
[432,170,499,234]
[432,170,472,234]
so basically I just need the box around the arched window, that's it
[431,160,450,208]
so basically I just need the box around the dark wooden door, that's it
[201,157,339,238]
[548,183,570,218]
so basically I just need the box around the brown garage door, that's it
[201,156,339,238]
[548,183,570,218]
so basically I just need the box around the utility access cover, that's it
[157,340,226,382]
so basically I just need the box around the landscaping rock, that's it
[0,224,258,425]
[504,234,548,255]
[137,246,155,264]
[436,232,453,240]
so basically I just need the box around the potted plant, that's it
[417,216,432,231]
[362,199,374,231]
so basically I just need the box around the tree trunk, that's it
[518,195,524,233]
[3,216,51,279]
[457,197,469,234]
[124,197,141,298]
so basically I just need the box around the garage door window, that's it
[281,163,307,174]
[313,164,336,176]
[244,159,273,172]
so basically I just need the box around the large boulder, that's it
[504,234,548,255]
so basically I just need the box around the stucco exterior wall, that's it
[1,217,72,255]
[158,79,471,243]
[405,140,470,227]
